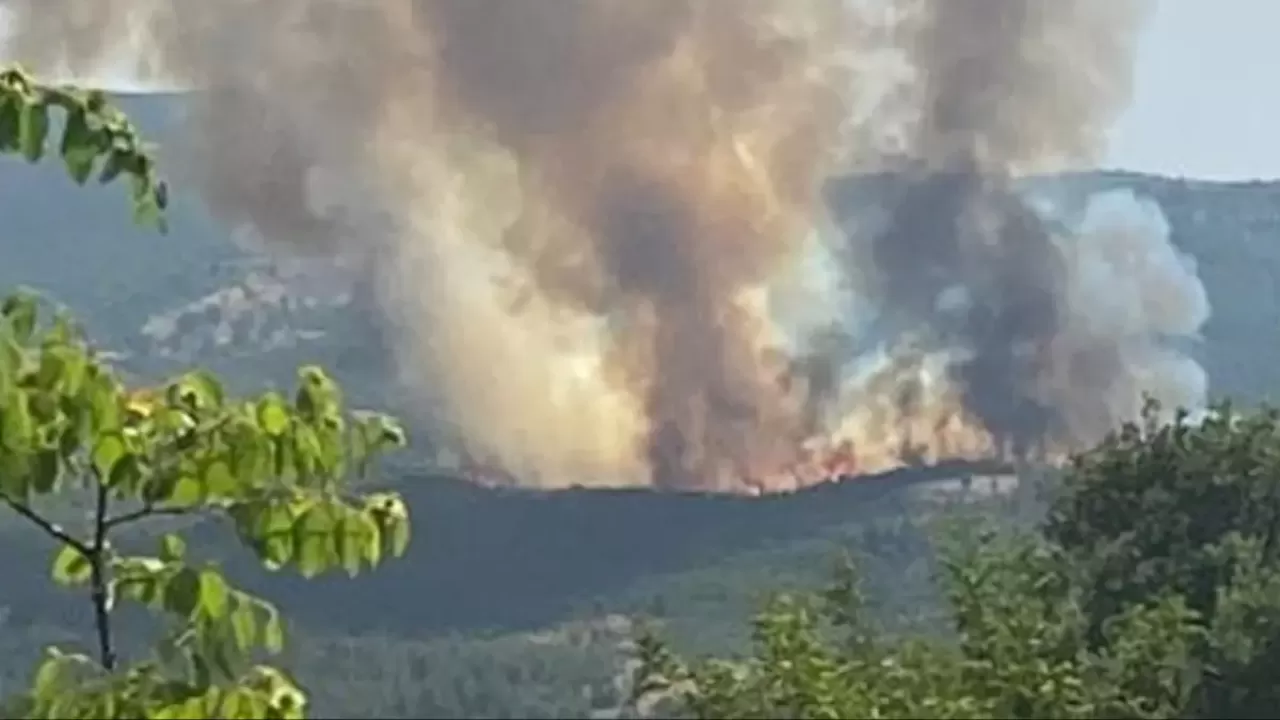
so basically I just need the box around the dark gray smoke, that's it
[842,0,1199,455]
[0,0,1210,493]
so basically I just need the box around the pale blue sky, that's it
[1108,0,1280,180]
[2,1,1276,181]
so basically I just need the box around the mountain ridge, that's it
[5,94,1280,715]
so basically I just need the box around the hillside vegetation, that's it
[5,89,1280,717]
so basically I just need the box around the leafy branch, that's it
[0,64,168,231]
[0,291,413,718]
[0,70,415,719]
[103,502,195,531]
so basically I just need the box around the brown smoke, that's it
[1,0,1207,494]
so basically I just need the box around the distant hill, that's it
[5,91,1280,633]
[826,168,1280,405]
[4,93,1279,412]
[0,93,240,344]
[0,92,400,404]
[5,94,1280,413]
[0,461,1018,717]
[5,92,1280,716]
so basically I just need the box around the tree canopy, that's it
[632,403,1280,719]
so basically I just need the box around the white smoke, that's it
[1046,189,1210,442]
[0,0,1217,492]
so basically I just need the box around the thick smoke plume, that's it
[1,0,1211,493]
[842,0,1194,455]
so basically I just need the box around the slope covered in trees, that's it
[6,84,1280,718]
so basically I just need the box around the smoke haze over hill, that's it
[0,0,1209,492]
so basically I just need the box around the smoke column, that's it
[0,0,1211,493]
[839,0,1205,454]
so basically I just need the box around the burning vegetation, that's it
[1,0,1210,494]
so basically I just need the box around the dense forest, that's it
[5,71,1280,718]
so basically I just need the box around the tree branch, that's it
[89,482,116,671]
[99,413,233,532]
[0,491,90,556]
[104,502,194,530]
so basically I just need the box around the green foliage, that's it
[1044,401,1280,716]
[0,65,168,231]
[0,293,411,718]
[631,541,1202,720]
[632,402,1280,719]
[0,71,412,719]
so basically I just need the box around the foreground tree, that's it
[631,539,1198,719]
[1045,403,1280,716]
[0,66,413,718]
[632,402,1280,719]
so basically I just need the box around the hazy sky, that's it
[1,1,1275,181]
[1107,0,1280,180]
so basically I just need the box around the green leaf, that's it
[202,457,238,500]
[294,365,340,421]
[2,291,38,343]
[257,393,291,437]
[273,436,299,481]
[354,411,408,454]
[97,148,128,185]
[59,106,100,184]
[39,345,88,398]
[85,371,122,434]
[0,95,19,153]
[335,512,377,577]
[163,566,202,618]
[198,568,230,620]
[159,533,187,562]
[134,194,167,233]
[360,520,383,569]
[229,429,269,484]
[18,98,49,162]
[108,453,145,494]
[262,603,286,653]
[111,555,168,606]
[0,450,32,501]
[46,310,79,344]
[254,502,297,571]
[292,505,336,578]
[377,416,408,449]
[368,494,413,558]
[169,474,206,508]
[2,390,36,451]
[30,651,64,701]
[51,544,91,586]
[269,683,307,719]
[33,348,66,391]
[386,514,412,557]
[230,600,259,652]
[166,369,225,414]
[27,648,94,704]
[0,334,18,398]
[293,423,322,480]
[28,449,59,494]
[219,688,268,719]
[90,432,127,482]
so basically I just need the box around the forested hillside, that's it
[5,91,1280,717]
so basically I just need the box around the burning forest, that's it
[0,0,1212,494]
